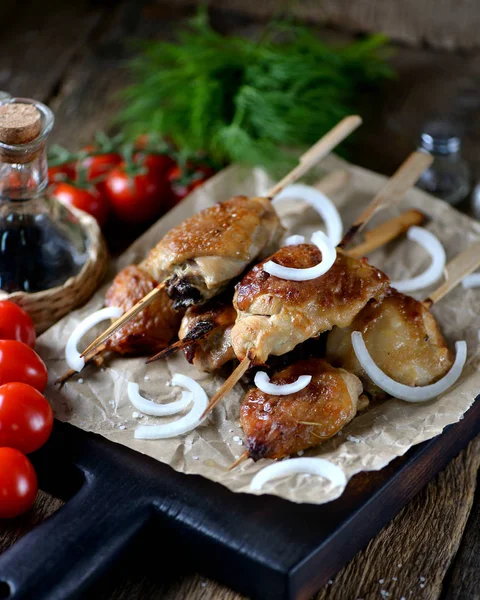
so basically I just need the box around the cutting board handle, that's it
[0,473,152,600]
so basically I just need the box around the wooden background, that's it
[0,1,478,599]
[168,0,480,50]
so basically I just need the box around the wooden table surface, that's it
[0,2,479,599]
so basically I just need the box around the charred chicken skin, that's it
[104,265,183,355]
[326,288,453,398]
[240,358,363,460]
[232,244,390,364]
[178,293,237,372]
[142,196,284,309]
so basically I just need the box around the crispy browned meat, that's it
[232,245,390,364]
[178,293,237,372]
[326,288,453,398]
[240,358,362,460]
[141,196,284,309]
[104,265,183,355]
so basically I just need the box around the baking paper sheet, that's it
[39,154,480,504]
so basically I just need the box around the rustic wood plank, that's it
[443,485,480,600]
[164,0,480,50]
[0,0,104,102]
[48,2,189,149]
[0,490,63,554]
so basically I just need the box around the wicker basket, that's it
[0,206,109,334]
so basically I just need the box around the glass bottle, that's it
[0,95,88,293]
[416,121,470,206]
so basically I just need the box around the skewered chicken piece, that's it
[177,293,237,372]
[240,358,364,460]
[80,116,363,357]
[326,288,453,398]
[142,195,284,309]
[56,265,184,385]
[104,265,183,355]
[232,246,390,364]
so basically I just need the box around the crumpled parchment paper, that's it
[38,154,480,504]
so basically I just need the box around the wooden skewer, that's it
[267,115,362,198]
[55,344,107,387]
[422,241,480,308]
[146,322,214,364]
[80,117,362,359]
[80,282,167,358]
[228,451,249,471]
[201,153,434,418]
[338,151,433,249]
[200,356,252,419]
[346,209,425,259]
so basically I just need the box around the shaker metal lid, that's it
[420,120,461,154]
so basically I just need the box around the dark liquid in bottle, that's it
[0,212,87,293]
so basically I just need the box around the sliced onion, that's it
[462,274,480,289]
[351,331,467,403]
[264,230,336,281]
[254,371,311,395]
[65,306,124,372]
[127,381,192,416]
[284,234,306,246]
[390,226,446,293]
[250,458,346,491]
[134,374,208,439]
[272,184,343,245]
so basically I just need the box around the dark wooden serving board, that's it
[0,397,478,600]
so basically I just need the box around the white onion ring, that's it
[390,226,446,293]
[351,331,467,402]
[65,306,124,372]
[134,374,208,439]
[250,458,346,491]
[462,274,480,289]
[127,381,192,416]
[264,230,336,281]
[272,184,343,245]
[254,371,312,395]
[284,234,305,246]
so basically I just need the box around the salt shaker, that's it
[416,121,470,206]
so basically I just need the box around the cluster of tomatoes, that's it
[0,301,51,519]
[48,134,215,229]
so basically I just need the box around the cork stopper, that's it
[0,103,41,145]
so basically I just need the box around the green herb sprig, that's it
[119,11,393,171]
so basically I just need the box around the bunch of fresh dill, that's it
[119,11,393,170]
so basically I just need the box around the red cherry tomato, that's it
[51,182,109,227]
[0,300,36,347]
[48,163,76,184]
[104,154,175,223]
[80,151,122,181]
[0,340,48,392]
[0,383,53,454]
[168,164,215,204]
[0,448,38,518]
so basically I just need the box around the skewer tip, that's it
[228,451,249,471]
